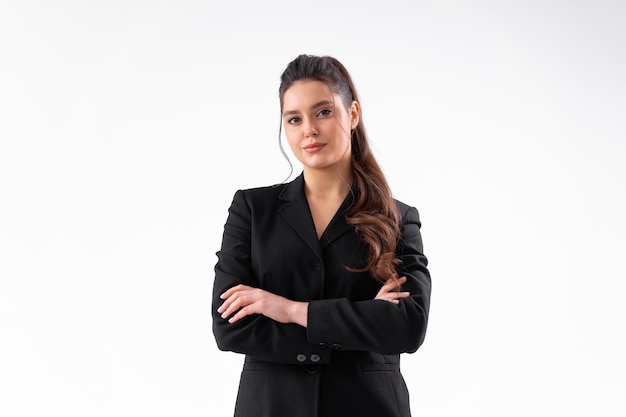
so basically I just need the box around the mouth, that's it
[303,143,326,153]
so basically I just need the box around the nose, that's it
[303,119,318,137]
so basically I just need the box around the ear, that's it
[350,100,360,129]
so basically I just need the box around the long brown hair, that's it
[279,54,402,288]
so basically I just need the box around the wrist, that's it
[290,301,309,328]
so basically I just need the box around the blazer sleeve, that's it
[306,206,432,355]
[212,190,331,365]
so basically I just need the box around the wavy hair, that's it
[278,54,402,288]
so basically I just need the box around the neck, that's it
[302,164,353,199]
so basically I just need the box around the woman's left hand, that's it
[218,284,308,327]
[375,276,411,304]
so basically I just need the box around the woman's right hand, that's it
[218,284,309,327]
[375,276,410,304]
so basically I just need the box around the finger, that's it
[217,293,238,314]
[376,280,405,298]
[221,294,254,319]
[377,291,410,303]
[379,292,410,301]
[220,284,254,300]
[382,279,397,290]
[376,281,396,298]
[220,286,237,300]
[219,291,247,317]
[392,276,407,290]
[384,276,407,291]
[218,285,254,313]
[229,304,256,324]
[388,291,410,299]
[222,288,266,319]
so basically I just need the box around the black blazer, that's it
[212,173,431,417]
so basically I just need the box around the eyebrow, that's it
[282,100,334,117]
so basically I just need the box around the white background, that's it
[1,1,625,416]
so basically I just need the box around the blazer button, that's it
[307,365,319,374]
[319,342,328,349]
[310,354,320,363]
[331,343,343,350]
[296,353,306,362]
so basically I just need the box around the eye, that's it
[287,117,301,125]
[317,109,332,117]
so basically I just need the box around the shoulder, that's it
[228,177,297,212]
[393,199,426,253]
[227,183,285,212]
[394,198,421,227]
[231,173,303,206]
[238,182,286,200]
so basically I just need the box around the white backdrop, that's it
[1,1,625,416]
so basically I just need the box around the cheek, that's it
[333,115,352,138]
[334,124,352,145]
[284,130,300,152]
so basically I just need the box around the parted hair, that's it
[279,54,402,288]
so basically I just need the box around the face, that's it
[281,80,359,173]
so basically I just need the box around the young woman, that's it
[212,54,431,417]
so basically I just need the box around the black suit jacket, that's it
[212,173,431,417]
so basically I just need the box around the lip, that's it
[303,143,326,153]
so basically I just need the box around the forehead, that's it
[282,80,336,110]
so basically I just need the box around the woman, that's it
[212,54,431,417]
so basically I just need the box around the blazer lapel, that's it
[279,173,357,256]
[279,174,323,262]
[319,190,354,249]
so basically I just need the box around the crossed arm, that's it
[212,190,430,361]
[217,276,411,327]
